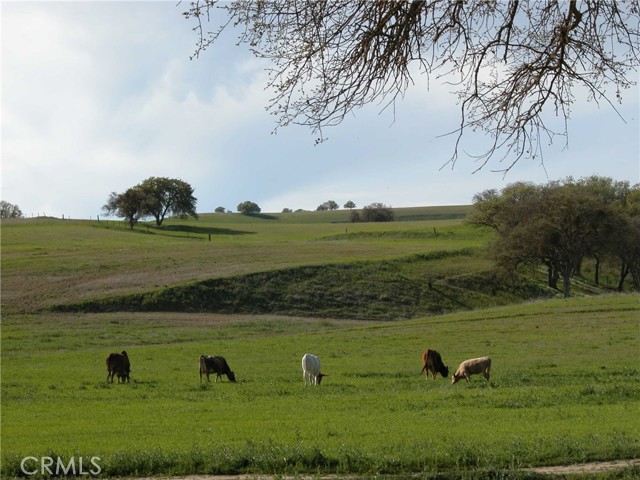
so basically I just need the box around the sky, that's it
[2,1,639,219]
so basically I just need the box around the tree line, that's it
[468,176,640,297]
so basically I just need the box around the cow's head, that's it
[317,373,327,385]
[451,374,462,384]
[440,366,449,378]
[227,371,237,383]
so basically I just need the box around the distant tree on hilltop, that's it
[0,201,23,219]
[317,200,339,211]
[103,188,154,230]
[139,177,198,226]
[237,201,261,215]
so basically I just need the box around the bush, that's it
[361,203,394,222]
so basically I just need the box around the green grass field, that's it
[2,208,639,479]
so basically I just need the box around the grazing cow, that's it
[199,355,236,383]
[301,353,326,385]
[106,351,130,383]
[451,356,491,384]
[421,349,449,379]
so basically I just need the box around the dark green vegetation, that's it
[2,206,639,479]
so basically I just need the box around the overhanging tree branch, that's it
[182,0,639,170]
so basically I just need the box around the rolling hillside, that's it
[1,205,609,319]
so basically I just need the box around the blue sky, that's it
[2,1,639,219]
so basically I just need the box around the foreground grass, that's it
[2,295,639,478]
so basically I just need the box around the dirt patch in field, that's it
[128,459,640,479]
[525,458,640,475]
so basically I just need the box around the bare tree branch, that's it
[181,0,640,170]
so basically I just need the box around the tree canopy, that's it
[237,201,261,215]
[103,188,154,230]
[139,177,199,226]
[183,1,639,171]
[317,200,339,211]
[0,201,24,219]
[102,177,198,228]
[468,176,640,297]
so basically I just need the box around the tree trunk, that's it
[594,255,600,286]
[617,263,630,292]
[560,264,572,298]
[547,265,559,289]
[631,267,640,290]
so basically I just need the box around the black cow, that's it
[199,355,236,383]
[106,351,130,383]
[421,349,449,379]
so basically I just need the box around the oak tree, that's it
[139,177,199,226]
[102,188,154,230]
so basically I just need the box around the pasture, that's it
[1,209,639,478]
[2,296,639,478]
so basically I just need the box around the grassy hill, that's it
[1,205,613,318]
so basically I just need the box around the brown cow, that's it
[106,351,130,383]
[199,355,236,383]
[421,349,449,379]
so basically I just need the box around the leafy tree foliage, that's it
[215,206,226,213]
[344,201,356,210]
[139,177,198,226]
[183,1,639,170]
[237,201,261,215]
[317,200,339,211]
[103,178,198,229]
[0,201,23,219]
[102,188,154,230]
[468,177,640,297]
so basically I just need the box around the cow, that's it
[106,351,130,383]
[421,349,449,379]
[451,356,491,384]
[199,355,236,383]
[301,353,326,385]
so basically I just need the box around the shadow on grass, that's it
[244,213,278,220]
[150,225,255,236]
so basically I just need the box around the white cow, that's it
[451,356,491,384]
[301,353,326,385]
